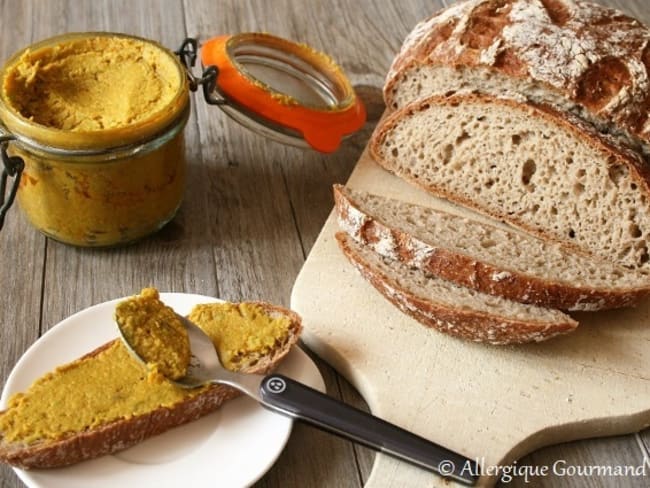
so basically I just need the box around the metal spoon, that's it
[117,314,479,486]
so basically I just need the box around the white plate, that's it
[1,293,325,488]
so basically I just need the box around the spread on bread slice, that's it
[0,288,301,469]
[335,232,577,345]
[334,185,650,311]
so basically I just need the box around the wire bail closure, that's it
[175,38,224,106]
[0,135,24,231]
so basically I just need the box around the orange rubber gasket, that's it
[200,34,366,153]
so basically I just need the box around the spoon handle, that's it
[259,374,478,486]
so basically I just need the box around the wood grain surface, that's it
[0,1,648,487]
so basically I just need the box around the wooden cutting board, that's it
[290,147,650,487]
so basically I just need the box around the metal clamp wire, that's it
[0,135,24,231]
[174,38,224,104]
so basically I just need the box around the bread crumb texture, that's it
[337,185,649,289]
[374,95,650,270]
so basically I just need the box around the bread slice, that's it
[335,232,577,345]
[0,301,301,469]
[334,185,650,311]
[369,93,650,272]
[384,0,650,159]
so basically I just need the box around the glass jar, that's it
[0,32,190,247]
[0,31,365,246]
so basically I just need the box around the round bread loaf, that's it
[384,0,650,158]
[376,0,650,271]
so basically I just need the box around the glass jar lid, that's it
[198,33,366,153]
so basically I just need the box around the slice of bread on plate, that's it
[334,185,650,311]
[0,290,301,469]
[335,232,577,345]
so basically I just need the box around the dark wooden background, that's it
[0,1,648,486]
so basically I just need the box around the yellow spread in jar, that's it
[0,33,190,247]
[2,36,180,131]
[115,288,190,380]
[15,138,187,247]
[0,292,294,445]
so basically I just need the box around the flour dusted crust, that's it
[0,303,301,469]
[336,232,577,345]
[333,185,650,311]
[385,0,650,153]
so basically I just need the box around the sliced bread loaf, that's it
[0,300,301,469]
[384,0,650,158]
[334,185,650,311]
[335,232,577,345]
[369,93,650,272]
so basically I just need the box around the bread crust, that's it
[369,93,650,268]
[0,302,302,469]
[335,232,577,345]
[384,0,650,151]
[334,185,650,311]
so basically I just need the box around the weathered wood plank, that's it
[0,3,44,486]
[506,435,650,487]
[638,433,650,473]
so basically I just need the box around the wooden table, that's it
[1,1,648,487]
